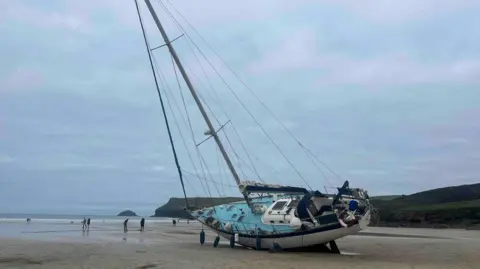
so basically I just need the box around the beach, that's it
[0,218,479,269]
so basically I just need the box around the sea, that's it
[0,213,165,223]
[0,213,182,241]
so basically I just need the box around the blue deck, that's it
[191,196,296,235]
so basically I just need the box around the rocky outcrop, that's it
[117,210,137,217]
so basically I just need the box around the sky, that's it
[0,0,479,216]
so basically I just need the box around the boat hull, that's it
[207,210,371,250]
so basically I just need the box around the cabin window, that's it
[272,201,288,210]
[288,199,299,208]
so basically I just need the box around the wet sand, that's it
[0,221,479,268]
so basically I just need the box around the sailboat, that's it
[134,0,374,251]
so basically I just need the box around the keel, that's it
[328,240,341,254]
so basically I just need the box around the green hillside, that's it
[371,183,480,228]
[371,195,403,201]
[152,183,480,228]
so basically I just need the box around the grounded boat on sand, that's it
[134,0,375,252]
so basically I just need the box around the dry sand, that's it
[0,221,479,269]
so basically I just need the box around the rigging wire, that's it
[156,0,313,190]
[182,174,198,196]
[160,29,258,190]
[170,55,252,182]
[133,0,189,207]
[150,55,211,197]
[215,147,226,195]
[150,48,215,198]
[198,151,222,196]
[168,54,220,197]
[162,0,343,187]
[182,169,237,188]
[154,1,266,188]
[166,20,265,183]
[153,1,263,184]
[179,67,255,182]
[184,39,264,183]
[156,27,257,186]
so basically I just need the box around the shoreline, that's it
[0,221,479,268]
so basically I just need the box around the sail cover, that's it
[239,181,310,194]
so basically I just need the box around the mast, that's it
[143,0,251,205]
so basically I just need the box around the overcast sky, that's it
[0,0,479,216]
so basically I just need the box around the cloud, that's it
[323,0,480,23]
[151,165,165,171]
[315,55,480,87]
[248,29,480,87]
[0,68,44,92]
[0,155,15,163]
[0,0,479,214]
[321,0,480,23]
[247,28,318,74]
[1,1,91,33]
[83,0,317,29]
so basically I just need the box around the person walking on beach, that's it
[172,219,177,226]
[123,218,129,232]
[140,218,145,232]
[87,218,91,230]
[82,217,87,231]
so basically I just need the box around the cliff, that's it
[371,183,480,228]
[117,210,137,217]
[153,197,243,219]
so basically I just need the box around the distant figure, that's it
[172,219,177,226]
[26,218,31,223]
[187,220,189,224]
[87,218,91,230]
[82,217,87,230]
[123,218,129,232]
[140,218,145,231]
